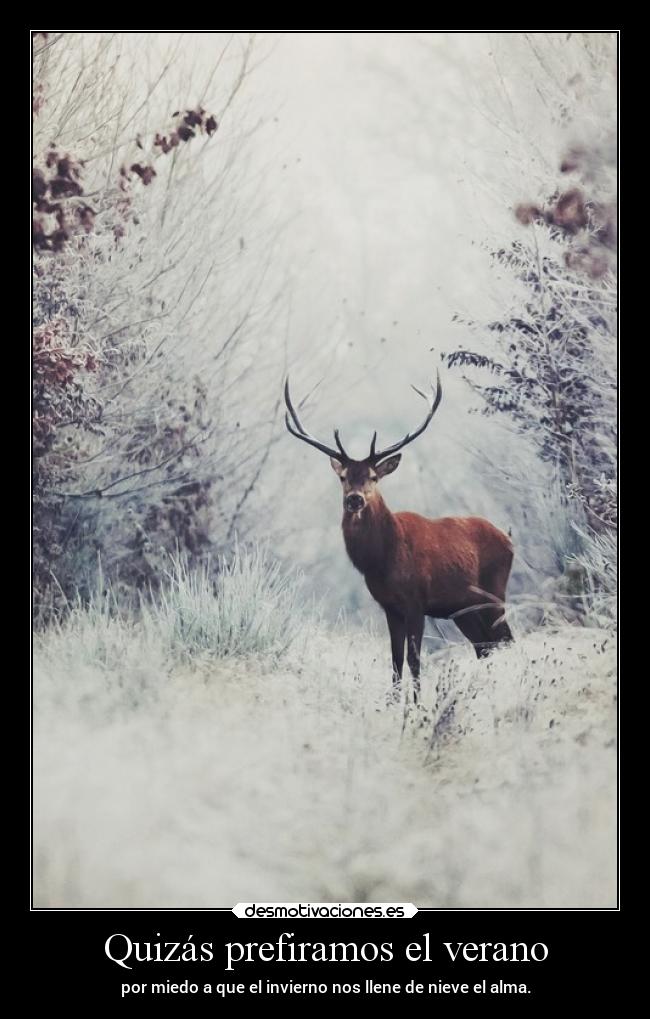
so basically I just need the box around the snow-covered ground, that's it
[34,608,616,908]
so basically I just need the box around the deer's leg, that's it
[406,614,425,702]
[385,608,406,693]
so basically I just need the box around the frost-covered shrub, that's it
[565,524,617,629]
[435,33,616,625]
[144,545,306,662]
[32,33,279,620]
[38,545,306,676]
[444,135,616,623]
[444,222,616,532]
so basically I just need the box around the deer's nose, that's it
[345,493,365,512]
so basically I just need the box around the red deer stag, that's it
[284,373,514,701]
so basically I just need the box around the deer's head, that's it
[284,372,442,517]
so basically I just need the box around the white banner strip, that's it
[233,903,417,918]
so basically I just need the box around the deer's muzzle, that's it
[345,493,365,513]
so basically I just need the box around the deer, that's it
[284,372,514,702]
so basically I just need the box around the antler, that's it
[284,377,349,462]
[369,369,442,462]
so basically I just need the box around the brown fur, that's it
[339,478,514,700]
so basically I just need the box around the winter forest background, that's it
[33,32,617,907]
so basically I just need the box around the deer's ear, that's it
[376,454,401,478]
[330,457,345,476]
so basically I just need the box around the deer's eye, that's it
[369,474,378,482]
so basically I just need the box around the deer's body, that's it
[342,496,513,690]
[284,372,514,701]
[343,500,512,620]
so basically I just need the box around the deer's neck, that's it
[342,495,398,577]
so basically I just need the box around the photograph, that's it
[32,30,618,910]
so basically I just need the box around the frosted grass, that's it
[34,564,616,908]
[144,545,305,662]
